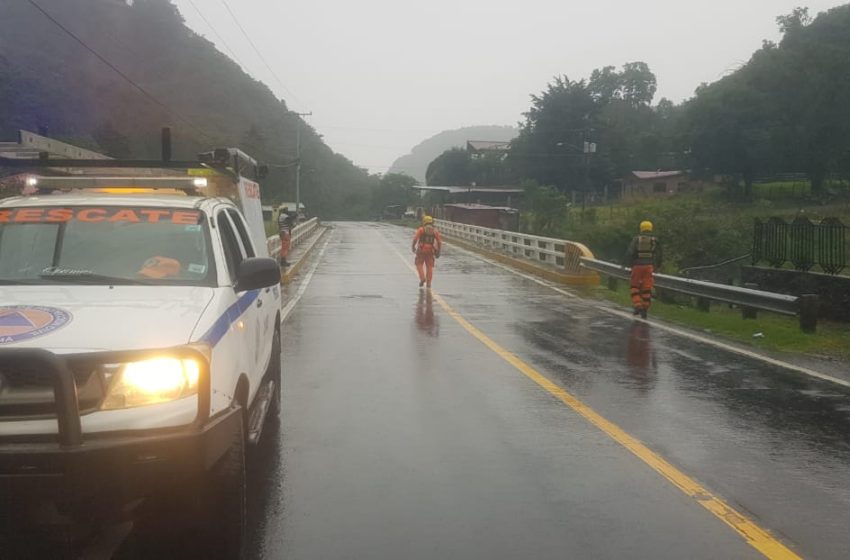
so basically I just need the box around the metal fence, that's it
[753,217,847,275]
[267,217,319,258]
[434,219,596,277]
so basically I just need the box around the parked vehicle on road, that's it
[0,152,281,558]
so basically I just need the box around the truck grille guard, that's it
[0,347,210,449]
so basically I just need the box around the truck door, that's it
[225,208,275,381]
[216,210,262,391]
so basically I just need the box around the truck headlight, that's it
[101,357,201,410]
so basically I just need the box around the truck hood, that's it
[0,286,215,354]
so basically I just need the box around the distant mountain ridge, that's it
[390,125,518,183]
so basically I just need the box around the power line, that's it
[184,0,247,71]
[27,0,214,141]
[218,0,303,108]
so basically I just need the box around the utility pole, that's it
[288,111,312,220]
[581,135,597,213]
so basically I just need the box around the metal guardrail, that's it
[434,219,596,278]
[580,257,818,332]
[267,217,319,258]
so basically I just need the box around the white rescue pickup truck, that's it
[0,156,282,558]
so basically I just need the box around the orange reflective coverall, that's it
[626,234,662,313]
[412,225,442,287]
[279,230,291,261]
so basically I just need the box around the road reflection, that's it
[625,322,656,393]
[414,290,439,337]
[245,420,285,559]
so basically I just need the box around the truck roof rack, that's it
[0,152,268,181]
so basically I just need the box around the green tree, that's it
[684,5,850,196]
[619,62,657,107]
[371,173,417,213]
[510,63,664,199]
[776,6,811,34]
[522,182,568,236]
[426,147,470,186]
[685,74,775,198]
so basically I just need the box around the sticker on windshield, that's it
[0,306,72,345]
[0,208,201,225]
[188,264,207,274]
[184,225,202,232]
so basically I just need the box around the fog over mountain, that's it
[389,125,518,183]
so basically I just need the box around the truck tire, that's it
[199,411,247,560]
[267,326,282,419]
[126,411,247,558]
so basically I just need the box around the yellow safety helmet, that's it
[640,220,653,233]
[423,215,434,225]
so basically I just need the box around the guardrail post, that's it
[742,283,759,319]
[799,294,819,333]
[697,297,711,312]
[657,287,675,304]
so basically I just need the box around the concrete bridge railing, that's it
[434,219,598,285]
[267,217,319,258]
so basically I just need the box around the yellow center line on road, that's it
[381,230,802,560]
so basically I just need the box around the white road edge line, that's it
[280,232,333,324]
[437,235,850,389]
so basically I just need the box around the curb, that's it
[281,227,329,285]
[443,235,600,287]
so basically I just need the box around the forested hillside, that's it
[0,0,373,218]
[389,125,517,183]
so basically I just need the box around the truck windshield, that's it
[0,206,213,286]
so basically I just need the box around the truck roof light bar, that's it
[25,176,209,190]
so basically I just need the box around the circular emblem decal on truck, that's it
[0,306,72,345]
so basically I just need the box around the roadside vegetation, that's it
[584,281,850,361]
[532,184,850,270]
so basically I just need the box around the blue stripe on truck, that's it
[200,290,260,347]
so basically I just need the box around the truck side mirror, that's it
[236,257,280,291]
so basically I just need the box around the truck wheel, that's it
[198,412,247,559]
[267,326,282,419]
[127,412,247,559]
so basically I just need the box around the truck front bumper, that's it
[0,347,236,504]
[0,407,241,503]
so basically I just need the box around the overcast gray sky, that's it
[173,0,845,173]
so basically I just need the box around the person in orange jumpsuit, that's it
[277,207,294,266]
[412,215,442,288]
[625,220,662,319]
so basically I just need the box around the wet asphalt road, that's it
[245,222,850,560]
